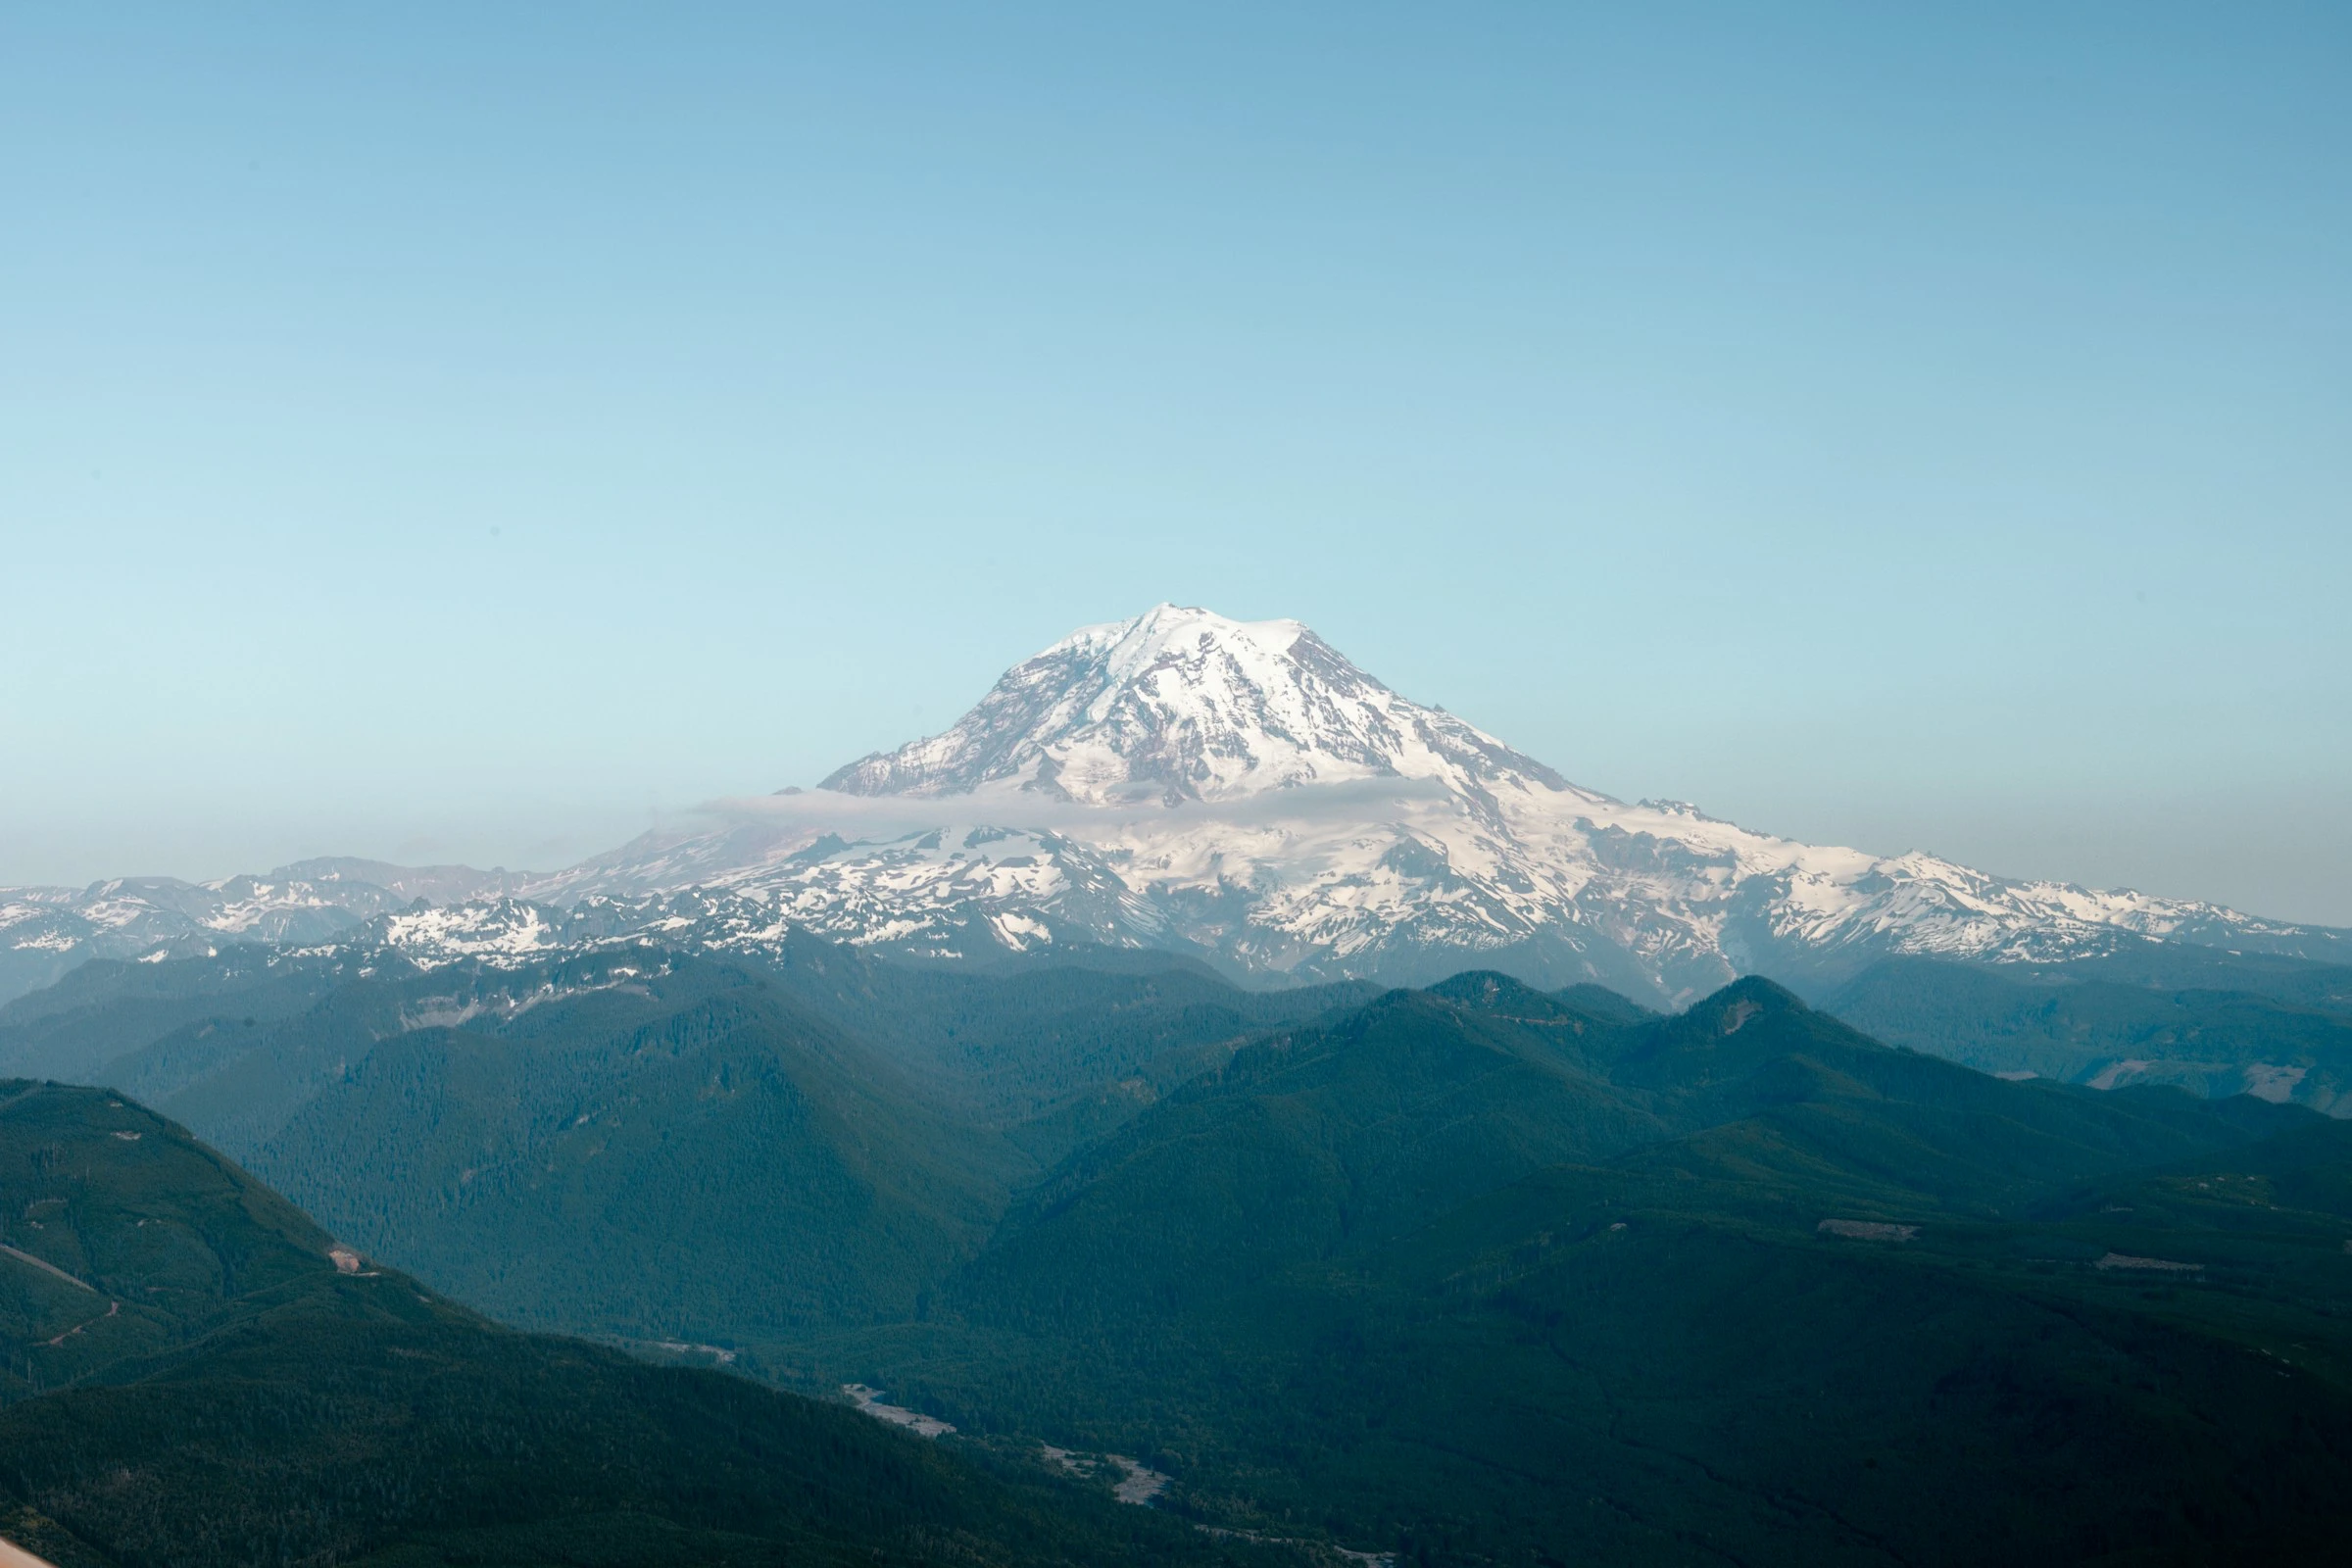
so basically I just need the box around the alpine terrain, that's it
[6,606,2342,1010]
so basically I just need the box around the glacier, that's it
[4,605,2342,1006]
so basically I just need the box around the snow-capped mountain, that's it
[818,609,1575,808]
[5,605,2343,1007]
[759,605,2345,1001]
[0,859,534,1004]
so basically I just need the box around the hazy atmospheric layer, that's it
[4,606,2340,1008]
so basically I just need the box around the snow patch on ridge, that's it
[5,605,2342,1007]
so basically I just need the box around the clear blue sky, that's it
[4,3,2347,923]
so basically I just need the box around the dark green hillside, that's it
[810,980,2351,1566]
[15,941,2352,1564]
[1829,955,2352,1111]
[139,970,459,1150]
[0,1078,341,1394]
[958,980,1668,1330]
[251,958,1028,1339]
[0,1080,1269,1568]
[0,939,1378,1354]
[955,976,2296,1335]
[748,931,1375,1133]
[1593,979,2303,1203]
[0,950,340,1088]
[1320,1151,2352,1565]
[5,935,1370,1169]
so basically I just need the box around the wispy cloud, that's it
[692,776,1456,841]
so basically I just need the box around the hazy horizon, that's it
[6,5,2347,923]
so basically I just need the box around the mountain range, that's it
[8,604,2343,1014]
[13,937,2352,1563]
[9,668,2352,1559]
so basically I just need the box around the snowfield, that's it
[5,605,2341,1005]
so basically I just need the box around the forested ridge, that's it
[6,939,2352,1563]
[0,1078,1283,1567]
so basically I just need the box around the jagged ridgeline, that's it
[0,1080,1291,1568]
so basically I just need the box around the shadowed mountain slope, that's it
[10,936,2352,1565]
[956,979,1668,1330]
[0,942,1379,1349]
[248,958,1031,1339]
[815,979,2344,1566]
[0,1081,1274,1568]
[956,976,2307,1330]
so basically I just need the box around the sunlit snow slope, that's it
[568,605,2344,1003]
[4,606,2341,1006]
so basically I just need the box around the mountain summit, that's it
[3,605,2342,1006]
[791,604,2333,999]
[821,604,1572,807]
